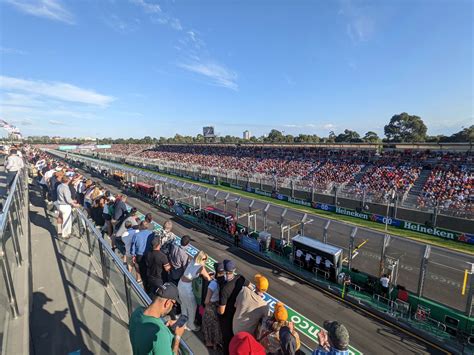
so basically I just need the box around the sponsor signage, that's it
[288,197,312,207]
[230,183,243,190]
[255,189,272,197]
[313,203,474,244]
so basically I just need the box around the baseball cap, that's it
[274,302,288,322]
[254,274,269,292]
[323,321,350,350]
[154,283,180,304]
[224,259,236,272]
[229,332,266,355]
[214,262,225,273]
[279,326,297,355]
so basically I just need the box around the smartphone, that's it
[170,314,188,331]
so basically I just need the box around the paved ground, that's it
[29,185,132,355]
[73,165,448,355]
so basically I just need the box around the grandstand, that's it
[93,143,473,217]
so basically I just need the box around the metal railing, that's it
[71,208,194,355]
[0,166,30,354]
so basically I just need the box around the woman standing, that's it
[178,251,211,331]
[202,262,225,349]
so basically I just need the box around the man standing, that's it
[129,283,185,355]
[56,176,80,239]
[131,221,154,287]
[146,236,171,294]
[218,260,247,355]
[168,235,191,285]
[233,274,269,335]
[5,149,24,191]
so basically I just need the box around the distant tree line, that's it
[23,113,473,144]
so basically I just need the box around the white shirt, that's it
[380,276,390,288]
[40,169,55,185]
[305,253,313,262]
[324,259,333,268]
[315,255,322,265]
[5,155,24,172]
[296,249,303,258]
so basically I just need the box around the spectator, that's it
[129,283,185,355]
[56,175,80,239]
[279,325,298,355]
[131,221,154,286]
[159,220,176,255]
[178,250,211,331]
[168,235,191,284]
[380,274,390,298]
[256,302,300,354]
[218,260,248,355]
[312,321,350,355]
[233,274,269,336]
[229,332,266,355]
[5,148,24,191]
[115,207,140,238]
[112,195,129,251]
[203,262,225,349]
[145,212,154,228]
[146,236,171,294]
[121,221,138,273]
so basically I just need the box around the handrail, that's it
[72,208,194,355]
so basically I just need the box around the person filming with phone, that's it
[129,283,186,355]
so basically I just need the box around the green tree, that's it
[445,125,474,142]
[363,131,380,143]
[384,113,427,142]
[335,129,361,142]
[266,129,284,142]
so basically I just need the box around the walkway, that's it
[29,184,131,355]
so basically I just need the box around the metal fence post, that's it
[98,242,109,286]
[323,220,330,244]
[7,213,22,266]
[379,235,391,276]
[417,245,431,297]
[466,272,474,317]
[1,252,19,318]
[124,275,133,319]
[348,227,357,270]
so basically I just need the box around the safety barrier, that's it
[71,208,194,355]
[0,166,30,354]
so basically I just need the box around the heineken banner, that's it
[313,203,474,244]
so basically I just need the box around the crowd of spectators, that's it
[91,144,473,212]
[419,165,473,211]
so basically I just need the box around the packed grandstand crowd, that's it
[21,147,352,355]
[92,144,473,213]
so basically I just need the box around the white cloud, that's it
[339,0,375,43]
[130,0,161,14]
[48,119,67,126]
[5,0,74,24]
[0,76,115,106]
[0,46,27,55]
[104,14,140,34]
[323,123,336,130]
[178,61,238,91]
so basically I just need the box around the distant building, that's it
[243,130,251,140]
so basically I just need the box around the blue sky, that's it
[0,0,472,139]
